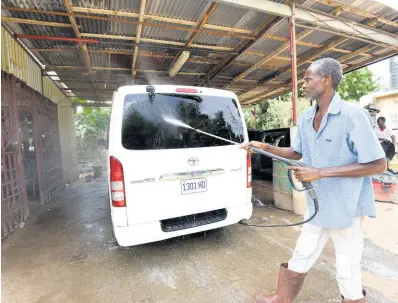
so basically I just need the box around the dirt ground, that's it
[2,178,398,303]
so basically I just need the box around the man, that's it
[374,117,396,166]
[242,58,387,303]
[375,116,395,145]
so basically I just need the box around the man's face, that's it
[302,69,329,102]
[378,119,385,128]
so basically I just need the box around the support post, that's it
[289,1,298,126]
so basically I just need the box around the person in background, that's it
[374,117,395,145]
[374,117,396,168]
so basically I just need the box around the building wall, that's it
[58,101,79,183]
[1,25,78,185]
[375,94,398,128]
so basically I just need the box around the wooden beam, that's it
[64,1,91,68]
[73,13,253,40]
[186,3,218,48]
[1,17,74,27]
[310,0,398,29]
[132,0,147,77]
[79,33,235,51]
[220,0,398,46]
[338,45,377,63]
[201,1,291,85]
[230,28,315,83]
[69,6,252,34]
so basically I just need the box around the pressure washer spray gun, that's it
[163,116,319,228]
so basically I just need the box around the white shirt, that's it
[374,126,393,142]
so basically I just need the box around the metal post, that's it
[252,108,257,130]
[289,1,298,125]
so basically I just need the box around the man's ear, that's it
[325,75,332,86]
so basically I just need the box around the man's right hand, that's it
[240,141,266,152]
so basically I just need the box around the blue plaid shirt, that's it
[292,93,385,229]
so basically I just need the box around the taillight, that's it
[247,152,252,188]
[175,88,198,93]
[110,156,126,207]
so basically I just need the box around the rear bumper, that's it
[113,202,253,247]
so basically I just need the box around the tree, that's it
[244,95,310,130]
[337,67,379,101]
[76,108,111,140]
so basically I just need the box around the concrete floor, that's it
[2,179,398,303]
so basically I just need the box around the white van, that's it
[107,85,252,246]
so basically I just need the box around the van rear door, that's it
[112,88,249,225]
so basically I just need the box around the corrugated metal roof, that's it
[7,10,70,24]
[207,2,270,30]
[267,19,290,38]
[77,16,138,36]
[219,65,248,78]
[247,37,285,54]
[235,53,263,64]
[193,33,243,47]
[146,0,211,21]
[245,69,275,81]
[2,0,396,105]
[41,50,84,66]
[280,45,313,58]
[72,0,141,12]
[179,62,213,73]
[136,55,173,70]
[3,0,65,11]
[339,11,366,23]
[141,20,192,42]
[19,24,74,38]
[300,31,335,45]
[337,40,368,51]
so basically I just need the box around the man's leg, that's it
[330,218,364,300]
[253,223,329,303]
[288,222,330,273]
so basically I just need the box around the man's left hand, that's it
[287,166,323,182]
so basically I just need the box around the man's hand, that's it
[379,138,389,143]
[287,166,322,182]
[240,141,266,153]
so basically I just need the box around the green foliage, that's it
[76,108,111,140]
[337,67,379,101]
[244,94,311,130]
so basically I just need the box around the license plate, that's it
[181,178,207,195]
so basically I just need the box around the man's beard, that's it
[304,88,322,102]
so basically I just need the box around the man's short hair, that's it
[310,58,343,90]
[377,116,386,122]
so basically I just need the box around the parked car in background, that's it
[248,128,291,179]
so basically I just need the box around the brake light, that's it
[247,152,252,188]
[175,88,198,93]
[110,156,126,207]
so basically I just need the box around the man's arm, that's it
[288,158,387,182]
[241,142,302,160]
[289,108,387,182]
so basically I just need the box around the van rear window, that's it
[121,93,245,150]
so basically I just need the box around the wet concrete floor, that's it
[2,179,397,303]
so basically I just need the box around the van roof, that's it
[115,85,238,99]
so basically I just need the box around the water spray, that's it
[163,115,319,228]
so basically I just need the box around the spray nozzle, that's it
[146,85,155,99]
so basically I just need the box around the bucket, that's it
[372,171,397,202]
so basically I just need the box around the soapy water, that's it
[162,115,240,146]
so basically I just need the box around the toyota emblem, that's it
[188,157,199,166]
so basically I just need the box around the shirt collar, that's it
[304,92,343,120]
